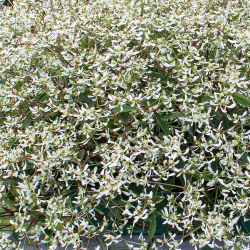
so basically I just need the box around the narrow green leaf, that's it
[148,214,157,239]
[186,124,194,139]
[239,66,247,78]
[232,92,250,107]
[37,92,49,102]
[151,72,166,80]
[154,113,171,136]
[161,113,176,120]
[95,208,104,215]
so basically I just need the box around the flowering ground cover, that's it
[0,0,250,249]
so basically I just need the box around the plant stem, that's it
[224,1,232,25]
[50,0,57,25]
[182,225,202,240]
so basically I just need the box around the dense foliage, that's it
[1,0,250,249]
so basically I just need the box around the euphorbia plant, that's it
[0,0,250,249]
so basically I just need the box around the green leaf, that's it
[210,111,221,127]
[0,118,6,125]
[121,112,129,124]
[15,80,23,90]
[239,66,247,78]
[161,112,183,121]
[44,228,54,236]
[78,92,89,102]
[37,92,49,102]
[241,152,249,164]
[222,115,234,130]
[202,246,213,250]
[114,104,137,113]
[148,214,157,239]
[22,120,31,129]
[146,213,154,222]
[7,190,16,201]
[161,113,175,120]
[150,72,166,81]
[186,124,194,139]
[232,92,250,107]
[211,158,220,172]
[142,98,159,107]
[86,98,96,108]
[164,178,176,191]
[237,146,249,163]
[108,119,115,129]
[128,184,143,195]
[108,206,122,221]
[154,202,168,215]
[154,113,170,136]
[201,95,214,103]
[95,208,104,215]
[211,111,221,121]
[108,243,115,250]
[146,202,168,221]
[78,149,85,160]
[12,231,21,241]
[158,132,164,139]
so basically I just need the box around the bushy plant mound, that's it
[1,0,250,249]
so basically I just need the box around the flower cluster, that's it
[0,0,250,249]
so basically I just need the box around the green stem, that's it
[182,224,202,240]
